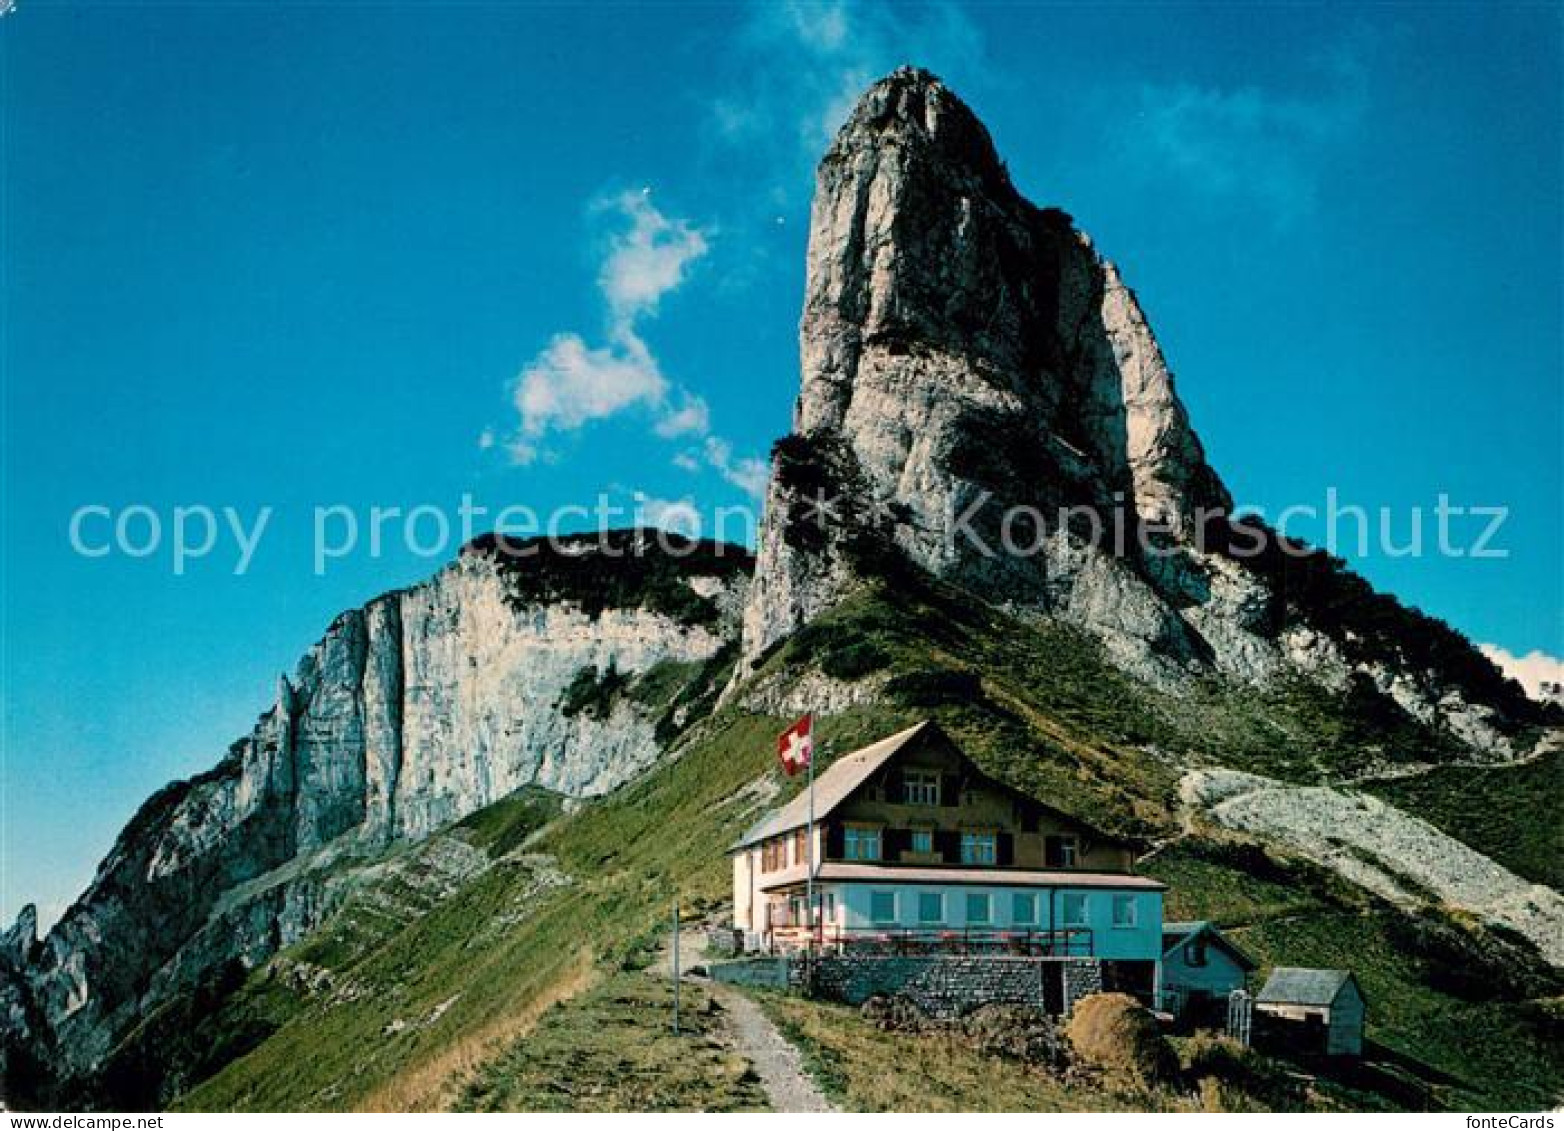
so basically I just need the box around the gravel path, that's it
[653,924,835,1112]
[706,982,836,1113]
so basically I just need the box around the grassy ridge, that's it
[170,574,1561,1111]
[458,975,766,1112]
[176,708,909,1111]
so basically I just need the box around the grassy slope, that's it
[178,708,911,1111]
[458,974,766,1112]
[1230,910,1564,1111]
[174,572,1562,1111]
[755,991,1155,1112]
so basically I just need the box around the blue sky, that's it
[2,1,1560,927]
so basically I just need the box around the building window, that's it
[917,891,943,924]
[960,831,996,865]
[902,770,941,806]
[1187,938,1207,967]
[1062,892,1089,926]
[1044,834,1079,868]
[824,893,837,921]
[844,826,882,861]
[870,890,897,924]
[965,892,991,925]
[1112,895,1137,929]
[1012,892,1036,925]
[910,829,933,854]
[761,839,787,872]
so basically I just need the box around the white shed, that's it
[1255,967,1366,1057]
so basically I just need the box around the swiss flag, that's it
[777,715,813,777]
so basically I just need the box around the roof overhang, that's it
[757,863,1166,893]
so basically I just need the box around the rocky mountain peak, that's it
[823,67,1012,195]
[738,68,1535,756]
[2,905,37,967]
[744,67,1234,680]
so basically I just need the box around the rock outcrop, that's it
[739,67,1540,750]
[1183,768,1564,967]
[741,67,1231,682]
[2,531,749,1096]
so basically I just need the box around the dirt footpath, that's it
[654,924,835,1112]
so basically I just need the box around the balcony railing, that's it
[765,920,1094,957]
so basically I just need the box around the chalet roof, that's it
[1257,967,1358,1006]
[731,721,934,849]
[761,863,1166,892]
[1161,920,1257,969]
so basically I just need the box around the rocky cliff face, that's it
[739,68,1539,750]
[2,531,749,1095]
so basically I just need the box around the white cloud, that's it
[701,436,770,501]
[780,0,850,53]
[1479,644,1564,701]
[496,191,768,500]
[502,193,705,462]
[599,190,710,326]
[654,393,712,439]
[509,331,669,464]
[717,0,987,169]
[634,493,703,537]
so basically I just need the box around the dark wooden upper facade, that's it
[752,723,1134,877]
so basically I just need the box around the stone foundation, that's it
[791,953,1104,1019]
[1062,956,1104,1013]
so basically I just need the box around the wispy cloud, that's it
[1480,644,1564,701]
[697,436,770,500]
[505,190,709,465]
[1111,40,1370,224]
[598,191,710,325]
[714,0,987,178]
[497,190,766,502]
[653,393,711,440]
[508,331,670,465]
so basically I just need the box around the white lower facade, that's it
[734,860,1164,965]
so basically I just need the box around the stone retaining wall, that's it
[1062,956,1103,1008]
[790,953,1104,1019]
[708,956,791,989]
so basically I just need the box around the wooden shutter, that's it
[935,830,961,864]
[884,828,909,862]
[997,832,1014,866]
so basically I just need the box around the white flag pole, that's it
[806,718,816,949]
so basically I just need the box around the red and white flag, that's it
[777,715,813,777]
